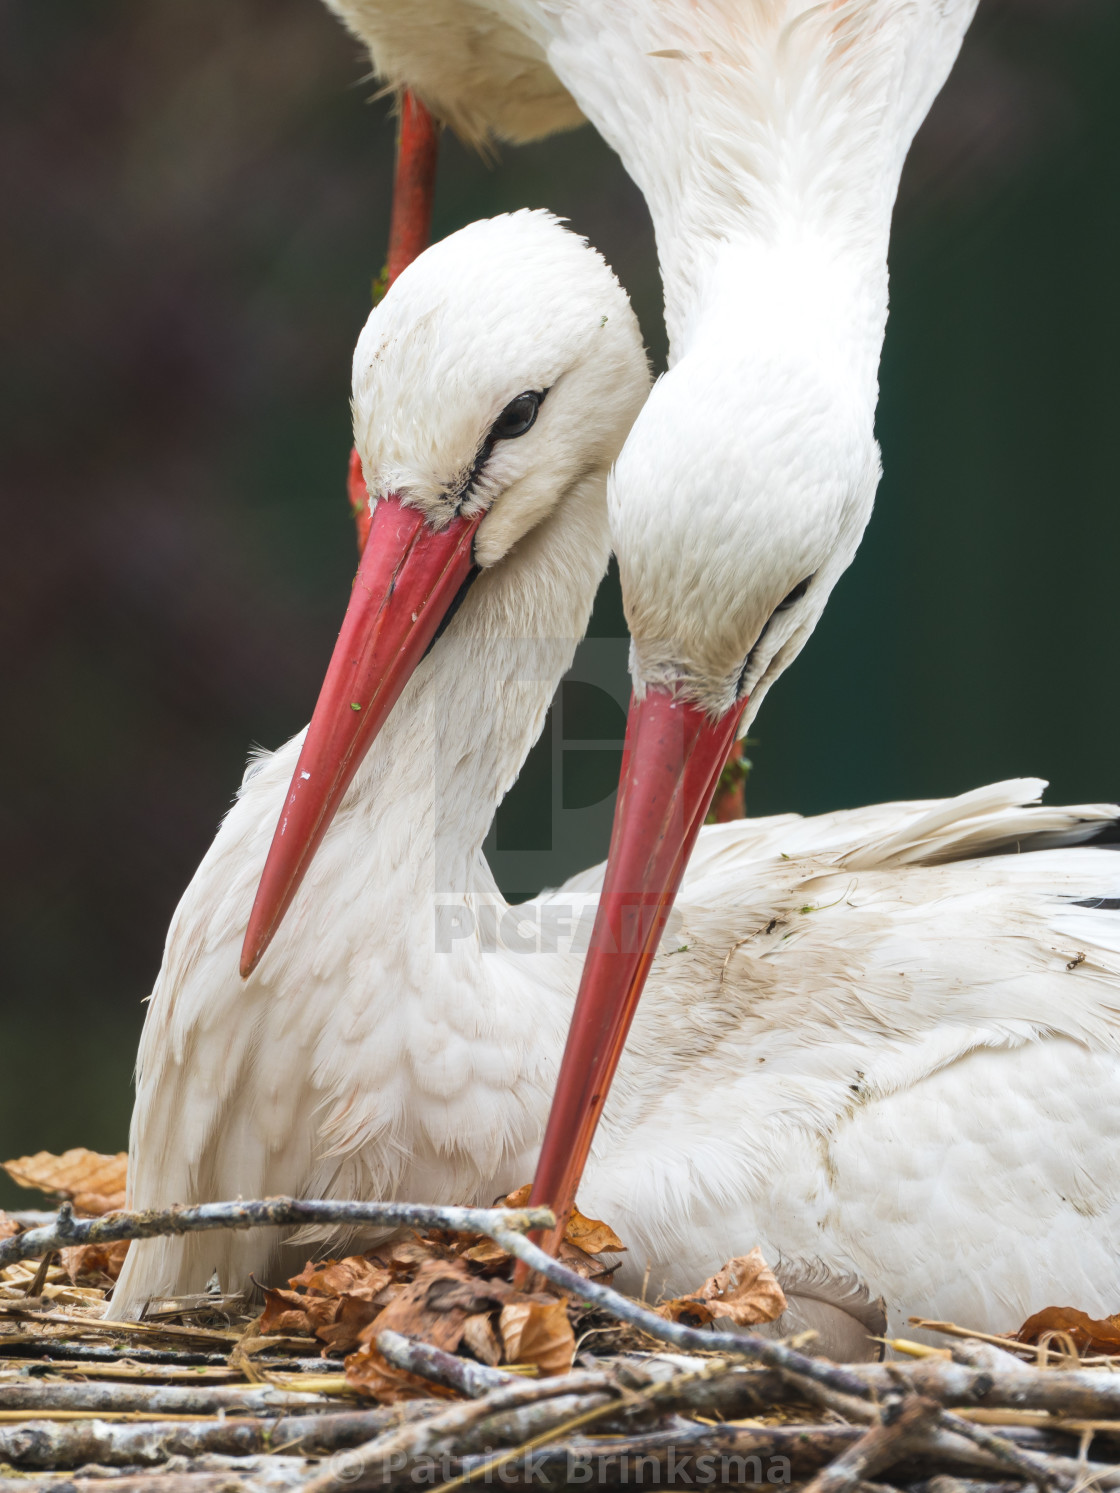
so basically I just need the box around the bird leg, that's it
[349,90,440,554]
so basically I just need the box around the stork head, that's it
[351,211,649,569]
[240,211,648,977]
[615,338,880,718]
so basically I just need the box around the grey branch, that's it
[0,1379,354,1417]
[375,1328,517,1396]
[299,1368,623,1493]
[0,1402,439,1471]
[0,1199,555,1270]
[492,1225,874,1398]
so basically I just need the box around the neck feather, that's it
[346,471,612,902]
[544,0,973,354]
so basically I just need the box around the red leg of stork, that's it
[349,91,439,554]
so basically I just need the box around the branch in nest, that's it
[0,1199,555,1270]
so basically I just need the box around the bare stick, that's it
[0,1457,327,1492]
[776,1365,880,1424]
[300,1369,621,1493]
[425,1357,764,1493]
[802,1393,943,1493]
[0,1303,244,1345]
[454,1422,862,1490]
[375,1329,517,1397]
[850,1358,1120,1420]
[491,1226,873,1398]
[0,1200,555,1270]
[936,1408,1060,1489]
[0,1379,353,1417]
[0,1401,441,1470]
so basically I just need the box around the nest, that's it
[2,1160,1120,1490]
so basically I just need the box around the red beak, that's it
[526,687,743,1248]
[240,497,482,977]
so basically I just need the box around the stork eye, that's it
[775,574,813,612]
[737,574,817,695]
[491,391,541,440]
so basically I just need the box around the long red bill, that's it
[240,497,481,977]
[526,687,744,1252]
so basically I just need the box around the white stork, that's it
[299,0,988,1231]
[115,214,1120,1355]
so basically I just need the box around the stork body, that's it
[116,214,1120,1349]
[118,700,1120,1348]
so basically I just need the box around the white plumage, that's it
[115,215,1120,1354]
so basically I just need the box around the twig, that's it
[299,1369,622,1493]
[0,1341,342,1372]
[456,1421,862,1489]
[776,1365,880,1424]
[937,1407,1061,1489]
[427,1357,750,1493]
[911,1320,1036,1358]
[850,1359,1120,1419]
[0,1379,353,1416]
[24,1253,56,1299]
[376,1329,517,1396]
[802,1393,943,1493]
[491,1226,874,1398]
[0,1199,555,1270]
[0,1401,438,1470]
[0,1455,332,1491]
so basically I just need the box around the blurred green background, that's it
[1,0,1117,1207]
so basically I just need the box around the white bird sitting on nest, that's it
[114,213,1120,1357]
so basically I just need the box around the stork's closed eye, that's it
[775,574,814,612]
[491,390,542,439]
[738,573,817,694]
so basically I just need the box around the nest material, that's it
[2,1197,1120,1490]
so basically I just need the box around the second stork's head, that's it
[240,211,649,977]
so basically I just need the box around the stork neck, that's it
[542,2,918,362]
[683,233,889,399]
[347,472,612,901]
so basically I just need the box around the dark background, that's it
[1,0,1116,1205]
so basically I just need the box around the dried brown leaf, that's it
[316,1293,385,1354]
[383,1236,456,1275]
[558,1239,617,1281]
[288,1255,391,1300]
[656,1296,716,1327]
[259,1287,329,1338]
[504,1185,626,1255]
[563,1207,626,1255]
[499,1297,575,1376]
[350,1257,512,1366]
[3,1150,128,1214]
[1017,1306,1120,1354]
[656,1247,786,1328]
[62,1239,130,1284]
[461,1311,503,1366]
[698,1248,787,1325]
[462,1238,510,1267]
[0,1214,19,1242]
